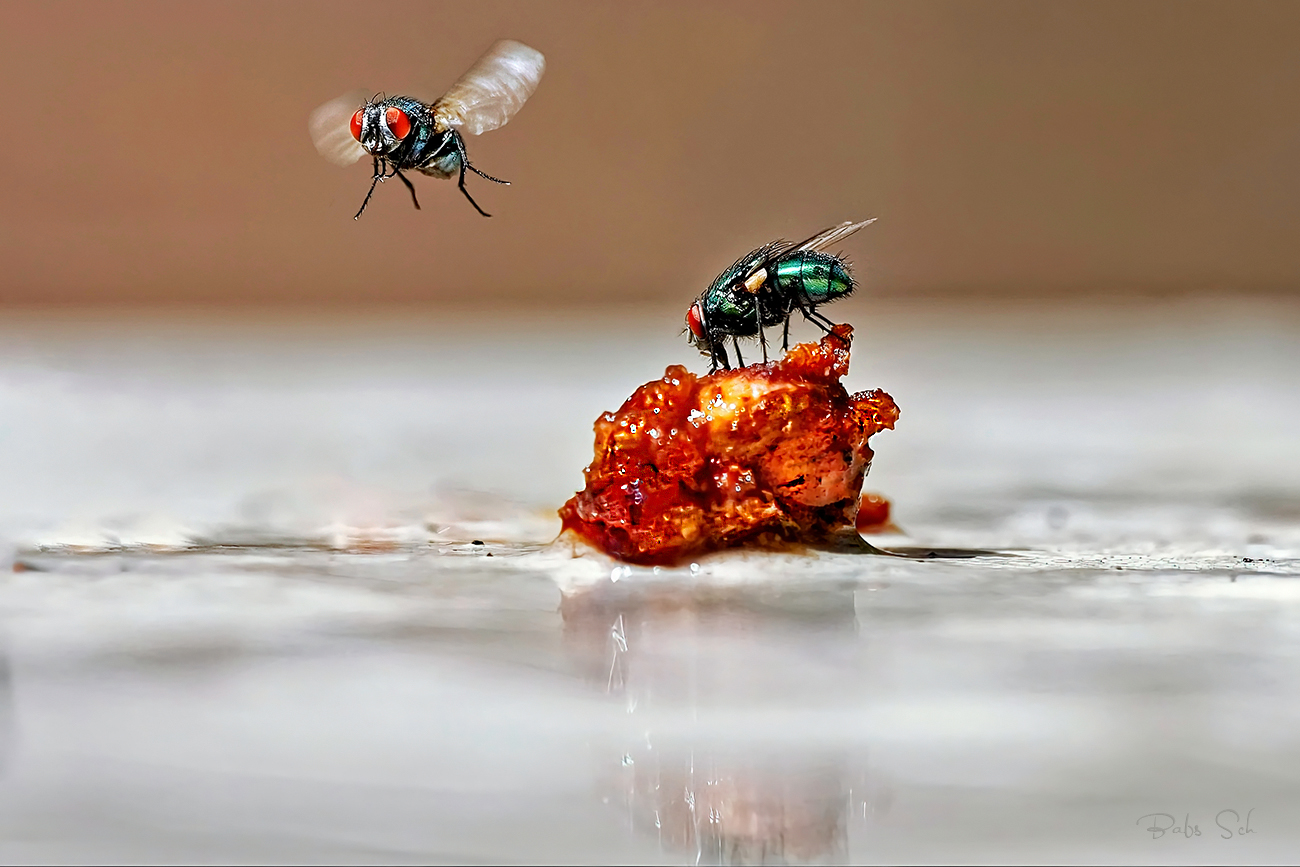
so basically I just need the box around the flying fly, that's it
[308,39,545,219]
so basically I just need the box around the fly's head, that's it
[349,99,413,156]
[685,301,712,356]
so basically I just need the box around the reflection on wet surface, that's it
[563,584,859,864]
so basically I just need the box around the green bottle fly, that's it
[685,219,875,371]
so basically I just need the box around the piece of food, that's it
[558,325,898,565]
[854,492,900,534]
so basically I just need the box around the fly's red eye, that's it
[687,304,706,340]
[384,107,411,139]
[349,109,364,142]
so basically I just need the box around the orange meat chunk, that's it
[559,326,899,565]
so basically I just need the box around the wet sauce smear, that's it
[559,325,899,565]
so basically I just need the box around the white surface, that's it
[0,296,1297,864]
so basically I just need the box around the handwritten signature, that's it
[1136,809,1257,840]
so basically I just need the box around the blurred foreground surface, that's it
[0,297,1298,864]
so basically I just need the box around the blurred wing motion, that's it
[791,218,877,255]
[432,40,545,136]
[308,88,370,167]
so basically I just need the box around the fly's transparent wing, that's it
[791,219,878,254]
[431,40,545,136]
[746,239,795,274]
[308,88,371,167]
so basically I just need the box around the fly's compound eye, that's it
[384,107,412,140]
[349,109,364,142]
[686,304,707,340]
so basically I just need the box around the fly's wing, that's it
[308,88,371,167]
[746,239,795,274]
[709,240,791,296]
[790,218,878,255]
[431,40,545,136]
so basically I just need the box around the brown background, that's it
[1,0,1297,308]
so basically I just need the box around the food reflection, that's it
[561,583,875,865]
[0,645,13,777]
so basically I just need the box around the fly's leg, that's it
[782,316,791,351]
[451,132,498,217]
[803,290,841,331]
[795,308,837,335]
[809,308,839,330]
[711,335,731,372]
[794,292,835,334]
[352,177,380,221]
[467,164,510,185]
[732,337,745,367]
[394,169,421,211]
[455,160,490,217]
[353,158,383,221]
[454,130,511,186]
[756,303,768,362]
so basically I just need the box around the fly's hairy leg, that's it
[454,131,511,186]
[353,157,383,221]
[394,170,421,210]
[712,335,731,372]
[451,133,492,217]
[798,306,834,334]
[732,336,745,367]
[809,308,839,330]
[467,164,510,184]
[794,291,834,334]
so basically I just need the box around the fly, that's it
[308,39,545,219]
[685,219,876,371]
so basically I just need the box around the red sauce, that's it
[559,325,899,565]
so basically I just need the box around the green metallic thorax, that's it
[700,244,781,335]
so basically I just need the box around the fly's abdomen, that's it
[411,128,460,179]
[416,147,461,179]
[772,252,854,306]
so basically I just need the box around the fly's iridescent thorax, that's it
[349,97,429,157]
[770,251,855,305]
[699,285,754,336]
[707,245,777,301]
